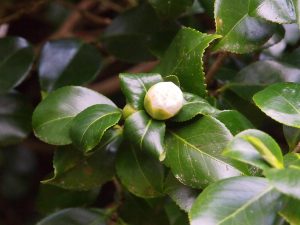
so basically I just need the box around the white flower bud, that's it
[144,82,184,120]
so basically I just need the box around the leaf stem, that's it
[206,52,228,86]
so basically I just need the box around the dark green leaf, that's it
[265,167,300,200]
[164,173,199,212]
[189,177,283,225]
[224,129,284,170]
[149,0,194,19]
[214,0,277,53]
[0,92,32,146]
[165,116,248,189]
[214,110,254,135]
[38,39,103,92]
[164,75,180,87]
[164,200,189,225]
[200,0,214,18]
[280,197,300,225]
[120,73,163,110]
[36,208,106,225]
[124,111,165,160]
[156,27,220,97]
[36,184,99,214]
[43,128,122,190]
[253,82,300,128]
[0,37,34,94]
[32,86,115,145]
[283,125,300,151]
[172,93,218,122]
[70,104,121,152]
[116,143,165,198]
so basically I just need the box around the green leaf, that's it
[165,116,247,189]
[283,125,300,151]
[200,0,214,18]
[284,153,300,167]
[43,128,122,190]
[36,184,99,214]
[149,0,194,19]
[164,173,199,212]
[292,0,300,28]
[265,167,300,200]
[253,82,300,128]
[36,208,106,225]
[189,177,283,225]
[70,104,121,153]
[280,197,300,225]
[0,37,34,94]
[249,0,295,24]
[0,92,32,146]
[116,143,165,198]
[120,73,163,110]
[124,111,166,160]
[156,27,220,97]
[171,93,218,122]
[224,129,284,170]
[214,110,254,135]
[214,0,277,53]
[38,39,103,92]
[32,86,115,145]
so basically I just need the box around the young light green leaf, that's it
[189,177,283,225]
[0,92,32,146]
[280,197,300,225]
[38,39,103,92]
[165,116,248,189]
[253,82,300,128]
[0,37,34,94]
[283,125,300,151]
[124,111,166,160]
[116,143,165,198]
[32,86,115,145]
[70,104,122,153]
[156,27,220,97]
[43,128,122,190]
[214,0,277,53]
[171,93,218,122]
[265,167,300,200]
[120,73,163,110]
[36,208,106,225]
[224,129,284,170]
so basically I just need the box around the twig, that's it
[0,23,9,37]
[293,142,300,153]
[206,52,228,86]
[88,61,158,95]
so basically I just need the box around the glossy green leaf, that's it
[102,3,178,62]
[224,129,284,170]
[214,110,254,135]
[156,27,220,97]
[120,73,163,110]
[164,173,199,212]
[32,86,115,145]
[38,39,103,92]
[36,208,106,225]
[283,125,300,151]
[124,111,165,160]
[280,197,300,225]
[265,167,300,200]
[116,143,165,198]
[0,92,32,146]
[172,93,218,122]
[70,104,121,152]
[214,0,277,53]
[0,37,34,94]
[164,201,190,225]
[43,128,122,190]
[189,177,283,225]
[249,0,295,24]
[165,116,247,189]
[253,82,300,128]
[149,0,194,19]
[36,184,99,214]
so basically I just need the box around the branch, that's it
[206,52,228,86]
[88,61,158,95]
[293,142,300,153]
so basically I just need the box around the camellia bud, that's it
[144,82,184,120]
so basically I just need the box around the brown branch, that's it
[293,142,300,153]
[0,23,9,37]
[88,61,159,95]
[206,52,228,86]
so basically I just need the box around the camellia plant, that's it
[2,0,300,224]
